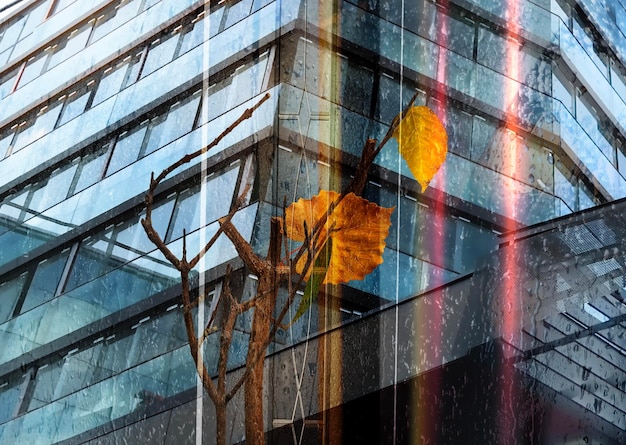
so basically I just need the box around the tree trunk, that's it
[243,275,273,445]
[215,399,227,445]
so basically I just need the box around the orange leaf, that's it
[393,106,448,190]
[284,190,393,284]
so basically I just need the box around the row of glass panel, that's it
[0,161,258,366]
[0,4,203,157]
[0,267,320,443]
[3,0,620,194]
[345,0,626,190]
[284,81,593,224]
[0,0,278,118]
[0,0,288,189]
[263,146,498,289]
[0,302,193,426]
[552,0,626,95]
[470,0,626,173]
[0,344,197,444]
[0,58,271,272]
[0,149,503,441]
[0,0,142,68]
[0,0,203,126]
[555,17,626,175]
[0,0,72,66]
[0,91,201,222]
[280,34,593,223]
[0,0,160,99]
[346,0,553,95]
[332,1,626,201]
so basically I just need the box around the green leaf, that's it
[290,237,332,325]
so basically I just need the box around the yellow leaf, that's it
[284,190,393,284]
[393,106,448,190]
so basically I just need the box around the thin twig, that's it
[150,93,270,191]
[141,94,271,271]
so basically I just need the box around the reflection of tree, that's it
[142,91,447,444]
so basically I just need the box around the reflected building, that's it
[0,0,624,443]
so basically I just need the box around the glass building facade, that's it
[0,0,624,443]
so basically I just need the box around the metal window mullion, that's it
[14,367,34,417]
[205,283,221,332]
[11,267,35,318]
[54,241,79,297]
[100,136,118,179]
[159,191,178,244]
[133,43,150,81]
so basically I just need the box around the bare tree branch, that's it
[219,218,267,276]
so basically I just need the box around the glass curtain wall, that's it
[0,0,624,443]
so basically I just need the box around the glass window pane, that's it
[90,9,119,44]
[611,63,626,98]
[0,187,30,221]
[252,0,273,12]
[18,52,48,87]
[178,18,204,56]
[0,47,9,67]
[51,0,77,15]
[0,131,14,158]
[106,124,147,175]
[28,361,63,410]
[471,116,497,162]
[0,68,18,99]
[477,27,506,73]
[72,147,109,194]
[47,24,92,70]
[28,161,79,213]
[0,373,28,424]
[205,83,230,122]
[92,61,129,106]
[444,49,475,95]
[575,96,594,134]
[618,147,626,179]
[122,52,143,88]
[336,57,373,115]
[374,74,416,124]
[221,53,269,113]
[447,106,472,158]
[168,166,240,241]
[19,1,49,39]
[143,93,200,155]
[0,16,26,53]
[209,6,224,37]
[57,88,91,127]
[11,103,63,153]
[553,72,573,112]
[140,33,179,79]
[114,198,175,262]
[64,235,112,291]
[224,0,252,29]
[90,0,142,43]
[444,14,474,59]
[554,161,577,211]
[573,19,608,77]
[579,180,595,210]
[20,250,69,313]
[0,273,27,323]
